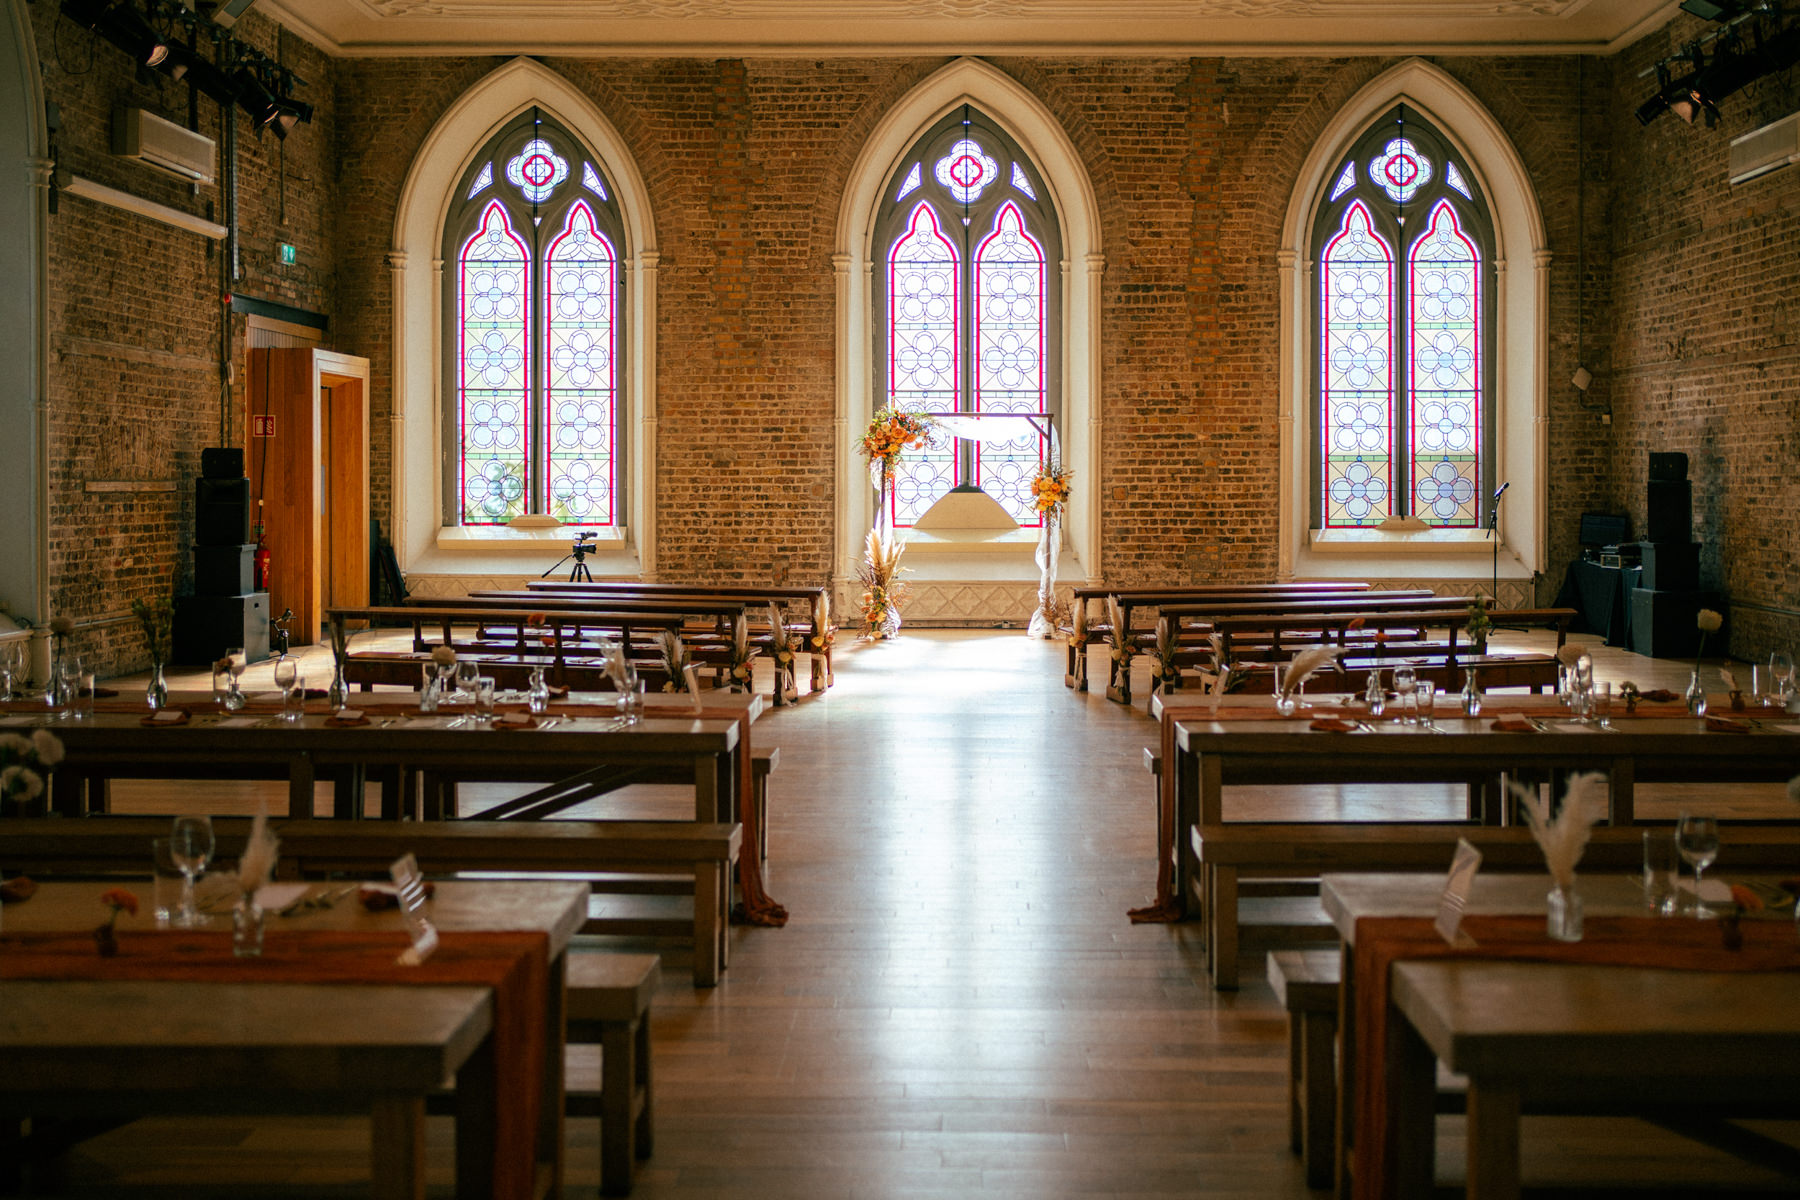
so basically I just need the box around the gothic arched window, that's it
[443,110,625,528]
[1312,108,1494,529]
[874,108,1062,528]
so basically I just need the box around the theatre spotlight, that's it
[106,3,171,69]
[230,65,281,128]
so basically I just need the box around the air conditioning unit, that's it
[1729,111,1800,185]
[112,107,216,185]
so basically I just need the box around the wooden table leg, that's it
[1209,864,1239,990]
[454,1033,498,1200]
[635,1006,654,1160]
[540,955,567,1195]
[1465,1080,1522,1200]
[600,1014,639,1195]
[288,751,315,819]
[1609,756,1635,825]
[1300,1008,1336,1189]
[1391,1008,1438,1200]
[370,1094,426,1200]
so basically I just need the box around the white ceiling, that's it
[266,0,1683,57]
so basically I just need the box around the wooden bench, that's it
[1192,823,1800,989]
[0,817,741,986]
[1268,948,1339,1190]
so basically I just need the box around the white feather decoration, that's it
[1720,665,1739,693]
[237,805,280,896]
[1281,646,1341,699]
[1510,771,1606,889]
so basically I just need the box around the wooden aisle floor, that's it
[36,629,1800,1197]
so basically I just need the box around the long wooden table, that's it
[1321,874,1800,1200]
[0,880,589,1199]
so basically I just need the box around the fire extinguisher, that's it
[253,525,271,592]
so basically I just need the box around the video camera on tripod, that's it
[545,530,602,582]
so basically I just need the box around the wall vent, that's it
[111,107,216,185]
[1729,111,1800,186]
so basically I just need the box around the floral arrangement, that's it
[859,407,933,473]
[1029,458,1074,521]
[1695,607,1723,669]
[0,729,64,813]
[1104,597,1134,675]
[93,887,137,956]
[726,614,759,692]
[1151,617,1182,694]
[1619,679,1641,713]
[658,630,693,692]
[1511,771,1606,890]
[130,595,174,664]
[430,644,458,669]
[1465,596,1493,648]
[766,605,800,699]
[857,526,910,638]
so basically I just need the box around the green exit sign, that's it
[278,242,297,266]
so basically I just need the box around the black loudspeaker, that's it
[193,544,256,596]
[1648,451,1689,481]
[1637,542,1700,592]
[173,592,270,666]
[1579,512,1629,546]
[201,447,246,479]
[1646,480,1692,543]
[1629,588,1724,659]
[195,477,251,546]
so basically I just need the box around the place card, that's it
[683,665,704,713]
[389,852,439,966]
[1435,838,1482,947]
[0,715,41,727]
[217,717,261,729]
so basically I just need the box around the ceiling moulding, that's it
[261,0,1681,57]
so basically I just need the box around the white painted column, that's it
[632,249,659,580]
[385,249,408,558]
[1276,248,1298,581]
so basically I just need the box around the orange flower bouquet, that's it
[1029,458,1073,521]
[94,887,138,956]
[859,407,933,474]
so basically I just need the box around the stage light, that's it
[230,65,281,128]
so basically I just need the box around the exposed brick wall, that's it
[327,53,1604,600]
[31,5,335,673]
[1607,15,1800,662]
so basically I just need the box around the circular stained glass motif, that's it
[1416,460,1475,521]
[934,138,999,204]
[1368,138,1433,204]
[1329,460,1388,523]
[507,138,570,203]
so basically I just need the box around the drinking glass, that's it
[151,836,185,924]
[1642,829,1679,916]
[1675,813,1720,917]
[1592,680,1613,729]
[1392,665,1417,725]
[1415,681,1437,729]
[473,676,496,726]
[169,815,214,927]
[1772,650,1797,703]
[616,677,645,725]
[53,654,82,719]
[282,666,307,722]
[0,639,21,699]
[1273,663,1297,717]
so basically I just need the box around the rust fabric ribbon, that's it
[1349,915,1800,1200]
[0,928,549,1200]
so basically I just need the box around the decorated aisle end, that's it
[1028,457,1072,639]
[858,407,932,639]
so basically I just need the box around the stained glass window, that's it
[1311,108,1492,530]
[444,111,626,529]
[874,110,1061,529]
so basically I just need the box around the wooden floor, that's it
[30,629,1799,1197]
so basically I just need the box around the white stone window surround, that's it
[835,57,1102,597]
[1279,58,1549,587]
[391,57,658,581]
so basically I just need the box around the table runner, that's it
[1350,914,1800,1200]
[0,928,549,1200]
[1126,699,1793,923]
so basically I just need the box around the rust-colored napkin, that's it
[0,875,36,903]
[1490,716,1535,732]
[1309,717,1357,732]
[325,709,370,727]
[1705,715,1750,733]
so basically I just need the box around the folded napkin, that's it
[492,712,538,730]
[325,708,370,727]
[303,687,330,700]
[0,875,36,903]
[1490,716,1536,732]
[91,686,120,698]
[358,880,436,910]
[1640,688,1678,703]
[1705,714,1750,733]
[1309,717,1357,733]
[141,708,190,726]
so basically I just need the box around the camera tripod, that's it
[543,542,596,582]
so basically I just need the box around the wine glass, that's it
[1392,665,1417,725]
[1675,813,1720,917]
[1771,650,1796,704]
[169,815,215,927]
[456,660,479,703]
[273,655,297,694]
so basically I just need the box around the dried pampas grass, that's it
[237,805,280,896]
[1511,771,1606,889]
[1281,646,1341,699]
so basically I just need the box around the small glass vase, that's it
[527,665,551,714]
[879,602,902,640]
[1461,667,1483,717]
[232,894,265,957]
[328,659,348,711]
[146,661,169,711]
[1685,670,1708,717]
[1547,883,1583,942]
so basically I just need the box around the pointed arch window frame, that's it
[871,106,1063,530]
[1308,105,1497,533]
[441,108,628,530]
